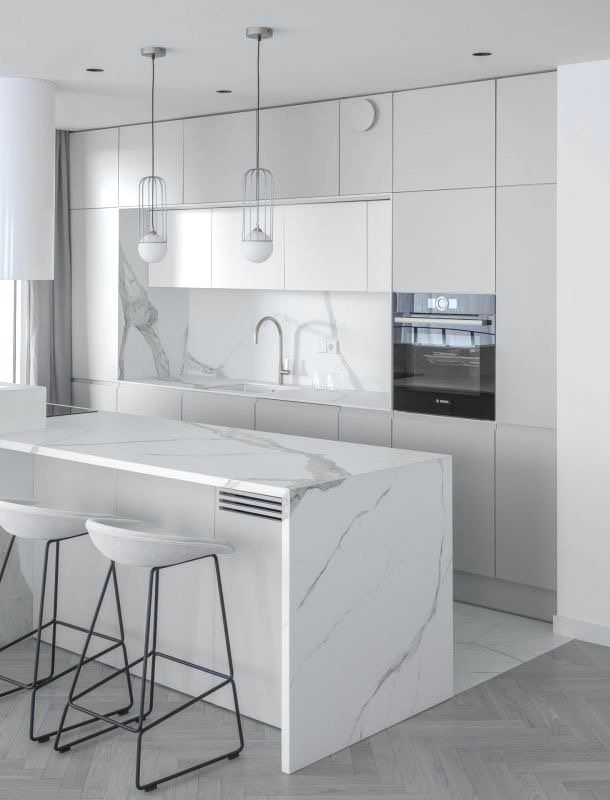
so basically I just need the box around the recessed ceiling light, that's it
[472,51,492,57]
[86,67,104,72]
[216,89,232,94]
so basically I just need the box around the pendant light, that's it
[242,27,274,263]
[138,46,167,264]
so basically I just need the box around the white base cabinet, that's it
[495,424,556,592]
[72,380,118,412]
[255,399,339,440]
[116,383,181,420]
[182,390,255,430]
[392,412,495,578]
[339,407,391,447]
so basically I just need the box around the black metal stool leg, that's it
[54,561,134,751]
[0,534,24,701]
[29,539,57,741]
[213,555,245,758]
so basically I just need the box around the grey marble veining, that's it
[0,412,439,497]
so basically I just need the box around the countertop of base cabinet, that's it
[0,411,445,498]
[121,376,391,412]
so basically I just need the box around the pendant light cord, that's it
[151,53,156,178]
[256,34,261,171]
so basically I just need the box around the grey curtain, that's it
[27,130,72,404]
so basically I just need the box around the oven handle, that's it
[394,317,492,326]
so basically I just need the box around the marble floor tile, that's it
[453,601,571,694]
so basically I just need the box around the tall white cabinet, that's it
[71,208,119,382]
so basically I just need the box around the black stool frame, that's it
[0,531,134,742]
[54,553,244,793]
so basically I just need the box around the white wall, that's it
[555,59,610,644]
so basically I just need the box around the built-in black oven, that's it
[393,293,496,420]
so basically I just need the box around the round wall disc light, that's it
[350,98,377,132]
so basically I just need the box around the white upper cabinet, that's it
[285,202,367,291]
[211,205,284,290]
[340,94,392,195]
[183,111,254,204]
[393,81,495,191]
[118,120,184,207]
[497,72,557,186]
[71,208,119,381]
[148,209,212,288]
[259,101,339,199]
[496,184,556,428]
[69,128,119,209]
[367,200,392,292]
[393,188,495,293]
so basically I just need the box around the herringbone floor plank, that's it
[2,639,610,798]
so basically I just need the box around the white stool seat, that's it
[0,499,104,541]
[86,518,234,568]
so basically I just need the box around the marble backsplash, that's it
[119,210,391,393]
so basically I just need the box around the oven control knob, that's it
[435,295,449,312]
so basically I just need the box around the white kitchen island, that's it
[0,410,452,773]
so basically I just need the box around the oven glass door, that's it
[393,314,495,419]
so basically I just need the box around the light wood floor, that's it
[0,638,609,799]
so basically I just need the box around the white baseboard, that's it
[553,614,610,648]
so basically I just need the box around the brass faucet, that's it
[254,316,291,385]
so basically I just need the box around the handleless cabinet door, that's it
[213,505,282,726]
[148,209,212,288]
[393,81,495,191]
[255,399,339,440]
[181,390,255,430]
[69,128,119,209]
[340,94,392,195]
[260,101,339,199]
[71,208,119,381]
[496,184,556,428]
[211,205,285,290]
[393,188,495,293]
[285,202,367,291]
[119,120,183,206]
[72,380,118,412]
[339,408,392,447]
[117,383,181,420]
[496,424,556,591]
[184,111,254,204]
[367,200,392,292]
[497,72,557,186]
[392,412,495,577]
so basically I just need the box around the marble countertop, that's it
[0,411,444,498]
[122,376,391,412]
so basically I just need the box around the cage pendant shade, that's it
[242,27,274,263]
[242,167,274,262]
[138,175,167,262]
[138,46,168,264]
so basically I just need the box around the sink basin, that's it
[215,382,294,395]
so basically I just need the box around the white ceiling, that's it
[3,0,610,130]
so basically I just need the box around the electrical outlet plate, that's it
[327,340,339,355]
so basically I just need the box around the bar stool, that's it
[54,517,244,793]
[0,499,133,742]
